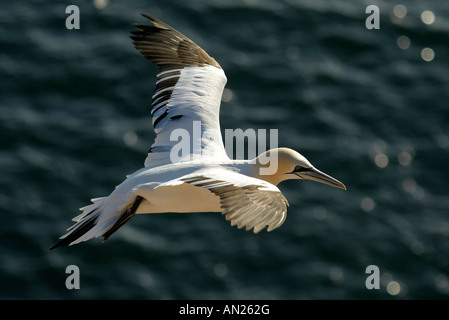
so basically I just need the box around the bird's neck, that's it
[253,170,284,186]
[243,157,285,186]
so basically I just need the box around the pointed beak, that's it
[297,167,346,190]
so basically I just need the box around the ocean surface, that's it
[1,0,448,300]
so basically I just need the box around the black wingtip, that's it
[49,241,65,250]
[49,236,72,250]
[48,214,99,250]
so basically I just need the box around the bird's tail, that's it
[49,196,143,250]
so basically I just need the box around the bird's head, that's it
[255,147,346,190]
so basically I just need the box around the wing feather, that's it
[180,170,289,233]
[131,15,228,167]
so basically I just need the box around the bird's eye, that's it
[294,165,303,172]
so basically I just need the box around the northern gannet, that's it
[50,15,346,249]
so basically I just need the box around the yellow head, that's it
[254,147,346,189]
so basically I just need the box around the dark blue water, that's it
[1,0,449,299]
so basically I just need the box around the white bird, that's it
[50,15,346,249]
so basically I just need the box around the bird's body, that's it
[109,161,244,216]
[50,15,345,249]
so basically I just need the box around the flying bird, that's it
[50,15,346,249]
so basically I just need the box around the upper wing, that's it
[131,15,229,167]
[170,169,289,233]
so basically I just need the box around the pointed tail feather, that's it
[49,196,143,250]
[102,196,143,241]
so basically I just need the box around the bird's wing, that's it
[160,168,289,233]
[131,15,229,167]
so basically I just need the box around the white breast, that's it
[135,182,221,214]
